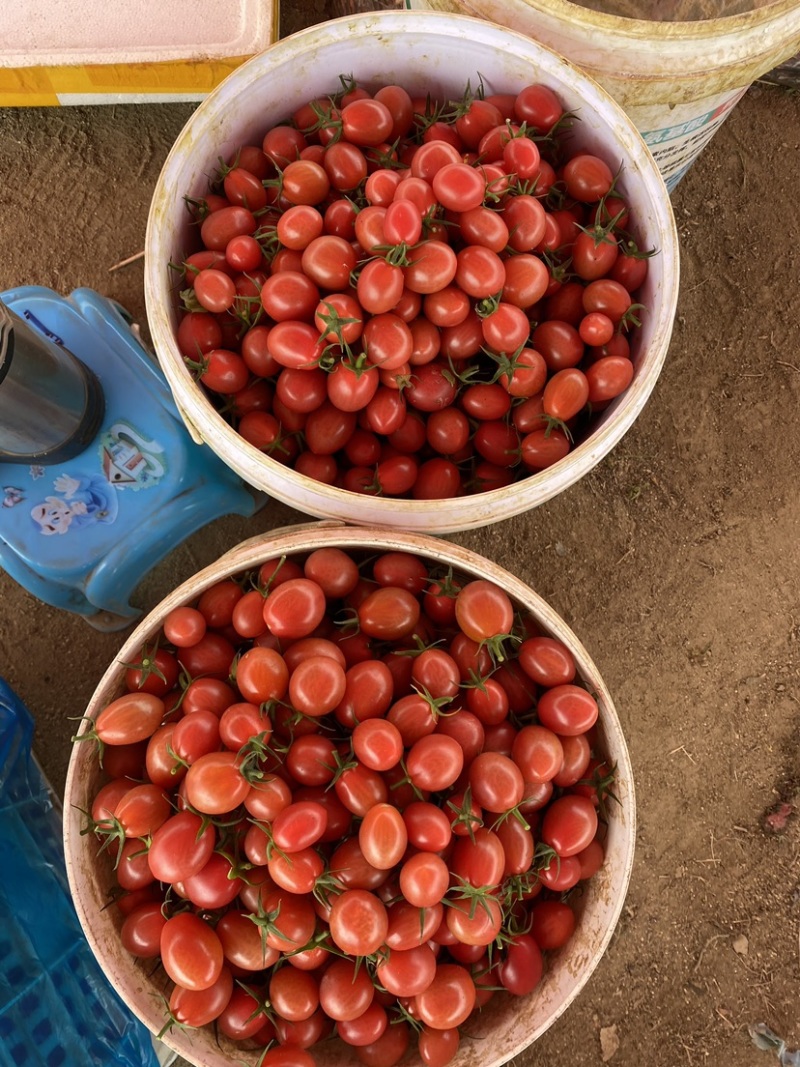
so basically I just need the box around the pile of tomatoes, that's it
[81,545,616,1067]
[175,75,652,500]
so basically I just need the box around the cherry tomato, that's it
[467,752,524,813]
[94,692,164,745]
[161,912,224,991]
[413,964,476,1029]
[497,933,544,995]
[359,803,408,870]
[562,153,614,202]
[455,580,514,643]
[537,683,599,735]
[531,899,577,949]
[541,793,599,856]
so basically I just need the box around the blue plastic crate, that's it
[0,677,161,1067]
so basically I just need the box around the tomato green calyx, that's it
[444,357,484,389]
[475,291,503,320]
[156,997,192,1041]
[215,846,254,882]
[446,879,499,922]
[499,903,534,941]
[84,811,128,868]
[228,289,265,336]
[446,786,484,842]
[69,716,106,764]
[421,205,454,237]
[425,566,462,602]
[391,999,425,1034]
[460,668,489,695]
[209,151,238,192]
[527,110,579,171]
[387,757,427,802]
[366,138,405,172]
[500,870,539,908]
[253,1040,280,1067]
[391,633,446,659]
[316,300,363,357]
[341,353,378,383]
[179,286,205,315]
[533,841,561,877]
[412,683,457,721]
[410,96,453,141]
[618,234,657,260]
[542,413,573,443]
[576,213,623,249]
[304,98,343,144]
[375,242,414,268]
[282,927,334,962]
[169,257,197,277]
[182,194,211,223]
[540,247,574,284]
[490,802,531,832]
[577,761,621,822]
[236,978,278,1029]
[120,638,167,689]
[619,302,645,331]
[312,870,344,910]
[248,897,290,948]
[476,629,519,667]
[445,75,488,123]
[163,742,189,776]
[332,604,361,636]
[237,730,282,784]
[485,340,533,385]
[181,350,210,380]
[256,555,290,596]
[335,72,359,101]
[254,218,282,259]
[326,746,359,789]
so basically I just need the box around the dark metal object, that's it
[0,298,105,464]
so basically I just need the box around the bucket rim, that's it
[500,0,800,43]
[64,520,637,1067]
[144,9,680,533]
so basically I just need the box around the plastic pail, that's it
[406,0,800,190]
[145,12,679,533]
[64,521,636,1067]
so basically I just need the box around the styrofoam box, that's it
[0,0,278,105]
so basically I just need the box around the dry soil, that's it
[0,6,799,1066]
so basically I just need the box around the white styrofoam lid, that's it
[0,0,275,67]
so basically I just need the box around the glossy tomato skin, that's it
[518,636,576,686]
[319,959,375,1022]
[537,683,599,735]
[95,692,165,745]
[531,900,577,950]
[541,793,599,857]
[497,933,544,995]
[160,913,224,991]
[413,964,476,1029]
[455,580,514,643]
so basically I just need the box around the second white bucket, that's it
[406,0,800,191]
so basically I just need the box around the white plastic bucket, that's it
[64,521,636,1067]
[405,0,800,191]
[145,11,679,534]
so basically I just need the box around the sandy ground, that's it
[1,5,799,1066]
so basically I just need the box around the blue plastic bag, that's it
[0,677,161,1067]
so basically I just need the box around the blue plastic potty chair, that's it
[0,286,261,631]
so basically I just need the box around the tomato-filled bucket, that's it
[145,11,679,534]
[403,0,800,191]
[64,521,635,1067]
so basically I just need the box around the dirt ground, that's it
[1,4,799,1066]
